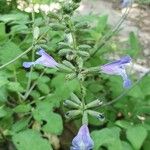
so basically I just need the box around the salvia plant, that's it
[0,0,150,150]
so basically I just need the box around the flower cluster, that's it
[23,48,132,150]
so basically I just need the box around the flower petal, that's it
[100,56,132,88]
[123,78,132,88]
[71,124,94,150]
[23,62,35,68]
[23,48,58,68]
[36,49,45,56]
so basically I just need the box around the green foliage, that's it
[12,129,53,150]
[0,0,149,150]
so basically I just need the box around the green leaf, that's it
[128,32,141,57]
[7,82,24,92]
[115,120,132,129]
[0,12,29,25]
[0,75,8,87]
[122,141,133,150]
[140,76,150,96]
[11,118,30,133]
[12,129,52,150]
[0,22,6,41]
[32,101,63,135]
[0,42,22,69]
[0,105,7,118]
[96,15,108,33]
[128,85,144,99]
[91,127,122,150]
[126,125,147,149]
[13,104,31,113]
[42,112,63,135]
[37,82,50,94]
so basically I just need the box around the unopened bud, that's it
[57,64,72,72]
[83,66,100,74]
[76,57,83,69]
[87,110,105,121]
[63,100,80,109]
[65,110,82,119]
[70,93,82,105]
[77,51,90,57]
[66,73,76,80]
[85,100,103,109]
[63,60,76,70]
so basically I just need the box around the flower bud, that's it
[58,49,73,56]
[77,50,90,57]
[85,100,103,109]
[65,110,82,119]
[76,57,83,69]
[63,100,80,109]
[87,110,105,121]
[70,93,82,105]
[57,64,72,72]
[63,60,76,70]
[83,66,100,73]
[65,73,76,80]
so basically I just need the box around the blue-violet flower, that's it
[121,0,133,8]
[23,49,58,68]
[70,124,94,150]
[100,55,132,88]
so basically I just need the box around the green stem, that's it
[23,68,46,100]
[102,70,150,107]
[68,20,76,50]
[0,28,51,70]
[91,6,130,57]
[13,67,22,103]
[25,11,36,94]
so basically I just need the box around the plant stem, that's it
[25,11,36,94]
[0,28,51,70]
[102,70,150,107]
[23,68,46,100]
[91,6,130,57]
[13,67,22,103]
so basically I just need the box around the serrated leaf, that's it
[12,129,52,150]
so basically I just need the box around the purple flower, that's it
[70,124,94,150]
[23,49,58,68]
[100,56,132,88]
[121,0,133,8]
